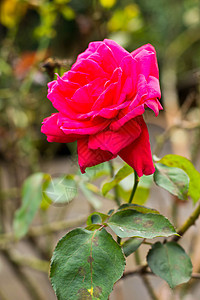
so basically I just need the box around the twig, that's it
[153,121,200,156]
[172,202,200,242]
[8,251,49,273]
[122,268,200,280]
[1,249,46,300]
[121,264,148,279]
[134,250,159,300]
[0,215,86,248]
[192,273,200,279]
[141,275,159,300]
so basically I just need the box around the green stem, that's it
[128,170,139,203]
[173,202,200,242]
[108,161,120,206]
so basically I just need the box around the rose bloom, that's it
[41,39,162,177]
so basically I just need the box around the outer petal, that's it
[77,138,116,173]
[134,49,159,79]
[88,118,141,155]
[119,116,155,177]
[76,41,103,61]
[60,118,110,135]
[131,44,156,59]
[145,99,163,117]
[104,39,130,65]
[41,113,78,143]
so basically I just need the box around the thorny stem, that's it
[128,170,139,203]
[173,202,200,242]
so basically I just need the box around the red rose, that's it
[41,39,162,177]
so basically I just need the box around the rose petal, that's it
[77,138,116,173]
[145,99,163,116]
[76,41,103,61]
[88,118,141,155]
[110,104,145,131]
[134,48,159,79]
[71,58,107,79]
[104,39,130,65]
[60,118,110,135]
[142,76,161,102]
[91,100,131,120]
[41,113,78,143]
[92,68,122,110]
[119,116,155,177]
[63,71,89,86]
[85,43,118,74]
[131,43,156,59]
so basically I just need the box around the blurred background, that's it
[0,0,200,299]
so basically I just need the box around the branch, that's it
[172,202,200,242]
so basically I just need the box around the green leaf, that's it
[87,212,108,226]
[85,162,110,181]
[159,155,200,203]
[118,204,160,214]
[13,173,46,239]
[102,164,133,196]
[154,163,189,200]
[107,208,177,239]
[85,224,102,231]
[50,228,125,300]
[42,175,77,205]
[122,238,144,257]
[147,242,193,288]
